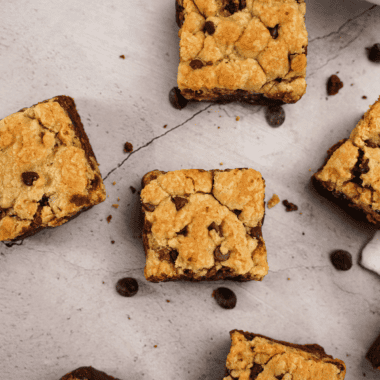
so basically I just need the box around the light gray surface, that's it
[1,1,380,379]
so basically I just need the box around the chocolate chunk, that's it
[330,250,352,271]
[177,226,188,236]
[190,59,204,70]
[225,1,238,14]
[212,287,237,309]
[250,363,264,379]
[214,246,230,261]
[172,196,188,210]
[204,21,216,35]
[169,87,189,110]
[233,209,242,217]
[124,142,133,153]
[282,200,298,212]
[265,105,285,127]
[70,194,89,207]
[22,171,39,186]
[170,249,179,263]
[250,226,262,239]
[239,0,246,10]
[142,203,156,212]
[327,75,343,96]
[366,43,380,63]
[116,277,139,297]
[268,25,279,39]
[60,366,119,380]
[208,221,222,236]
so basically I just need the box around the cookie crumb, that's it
[130,186,136,194]
[112,181,116,186]
[362,96,367,99]
[287,278,290,280]
[217,126,220,129]
[163,124,167,128]
[327,75,343,96]
[154,345,158,348]
[112,204,119,209]
[106,215,112,223]
[119,55,125,59]
[268,194,280,209]
[282,200,298,212]
[236,116,240,121]
[220,162,223,166]
[124,142,133,153]
[166,299,170,303]
[111,240,115,244]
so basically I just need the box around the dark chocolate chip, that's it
[330,250,352,271]
[268,24,279,39]
[366,43,380,63]
[250,363,264,379]
[172,196,188,211]
[212,287,237,309]
[250,226,262,239]
[327,75,343,96]
[282,200,298,212]
[170,249,179,263]
[208,221,222,236]
[61,366,118,380]
[124,142,133,153]
[116,277,139,297]
[214,246,230,261]
[190,59,204,70]
[233,209,242,217]
[169,87,189,110]
[22,172,39,186]
[204,20,216,35]
[225,1,238,14]
[265,105,285,127]
[239,0,246,10]
[275,375,284,380]
[177,226,188,236]
[142,203,156,212]
[365,140,377,148]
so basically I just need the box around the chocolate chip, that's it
[22,172,39,186]
[330,250,352,271]
[61,366,117,380]
[365,140,377,148]
[176,2,185,28]
[144,220,152,233]
[366,43,380,63]
[233,209,242,217]
[208,222,222,236]
[327,74,343,96]
[225,1,238,14]
[275,375,284,380]
[204,21,216,35]
[282,200,298,212]
[190,59,204,70]
[169,87,189,110]
[214,246,230,261]
[250,226,262,239]
[265,105,285,127]
[268,24,279,39]
[239,0,246,10]
[170,249,179,263]
[212,287,237,309]
[177,226,188,236]
[142,203,156,212]
[172,196,188,211]
[38,195,49,207]
[250,363,264,379]
[124,142,133,153]
[70,194,89,207]
[116,277,139,297]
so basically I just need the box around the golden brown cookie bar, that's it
[224,330,346,380]
[140,168,268,282]
[313,98,380,226]
[366,332,380,370]
[60,366,120,380]
[0,96,106,241]
[176,0,308,104]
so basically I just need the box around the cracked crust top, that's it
[177,0,308,103]
[313,98,380,225]
[0,96,106,241]
[224,330,346,380]
[140,168,268,282]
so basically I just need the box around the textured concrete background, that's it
[1,0,380,379]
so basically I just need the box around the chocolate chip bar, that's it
[313,98,380,226]
[176,0,308,104]
[61,366,120,380]
[366,332,380,370]
[224,330,346,380]
[0,96,106,241]
[140,168,268,282]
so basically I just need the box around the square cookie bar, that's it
[224,330,346,380]
[140,168,268,282]
[0,96,106,241]
[176,0,308,104]
[313,98,380,226]
[61,366,119,380]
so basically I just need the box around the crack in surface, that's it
[103,104,212,181]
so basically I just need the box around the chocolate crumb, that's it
[106,215,112,223]
[120,55,125,59]
[116,277,139,297]
[212,287,237,309]
[327,75,343,95]
[124,142,133,153]
[366,43,380,63]
[265,105,285,127]
[282,200,298,212]
[166,299,170,303]
[111,240,115,244]
[163,124,167,128]
[330,250,352,271]
[169,87,189,110]
[130,186,136,194]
